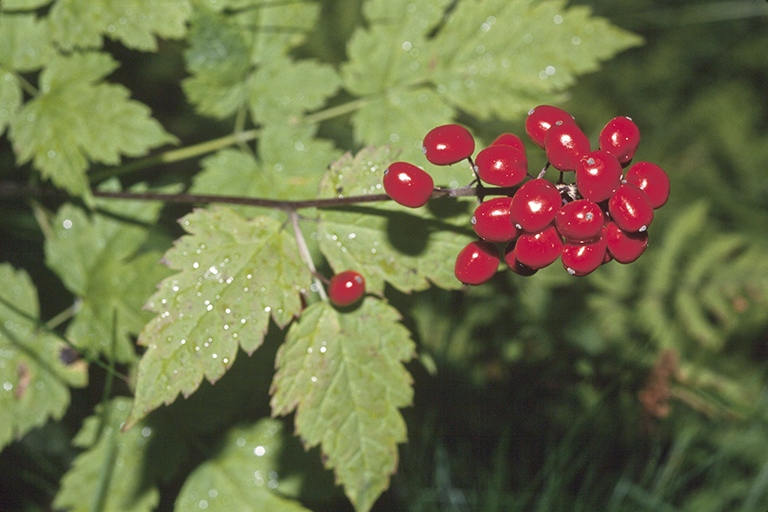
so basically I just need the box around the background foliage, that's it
[1,0,768,510]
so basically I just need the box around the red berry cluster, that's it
[382,106,670,286]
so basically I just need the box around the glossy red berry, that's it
[603,222,648,263]
[471,197,520,243]
[474,145,527,187]
[509,178,562,233]
[504,241,538,276]
[625,161,670,209]
[575,150,623,202]
[383,161,434,208]
[328,271,365,307]
[454,240,500,285]
[422,124,475,165]
[599,116,640,164]
[561,236,607,276]
[514,224,563,269]
[545,122,591,172]
[525,105,577,149]
[492,133,526,154]
[555,199,604,242]
[608,183,654,233]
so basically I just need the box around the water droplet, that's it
[254,446,266,456]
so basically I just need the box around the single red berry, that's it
[471,197,520,243]
[491,133,526,154]
[555,199,604,242]
[525,105,577,149]
[545,122,591,172]
[599,116,640,164]
[422,124,475,165]
[608,183,654,233]
[328,271,366,307]
[561,236,607,276]
[474,145,527,187]
[382,161,434,208]
[454,240,500,285]
[504,241,538,276]
[603,221,648,263]
[625,161,670,209]
[575,150,623,202]
[514,224,563,269]
[509,178,562,233]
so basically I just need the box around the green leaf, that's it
[125,208,311,429]
[0,13,53,71]
[270,299,415,512]
[48,0,191,51]
[247,55,341,124]
[181,8,252,119]
[0,13,53,134]
[9,52,177,200]
[429,0,644,120]
[342,0,641,161]
[182,2,336,121]
[317,146,476,294]
[53,398,160,512]
[43,181,173,362]
[0,263,88,452]
[175,418,334,511]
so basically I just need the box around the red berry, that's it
[545,122,591,172]
[383,161,434,208]
[509,178,562,233]
[422,124,475,165]
[603,221,648,263]
[575,150,623,202]
[514,224,563,269]
[599,116,640,164]
[555,199,604,242]
[454,240,500,285]
[625,161,670,209]
[561,236,607,276]
[525,105,577,149]
[608,183,654,233]
[504,241,538,276]
[491,133,526,154]
[328,271,366,307]
[474,145,527,187]
[471,197,520,243]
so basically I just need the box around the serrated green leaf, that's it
[125,209,311,429]
[0,13,53,134]
[350,87,456,162]
[342,0,641,160]
[175,418,333,511]
[44,181,173,362]
[53,398,160,512]
[0,13,53,71]
[48,0,191,51]
[0,263,88,452]
[9,52,176,199]
[248,55,341,123]
[181,8,251,118]
[183,2,332,121]
[317,147,476,294]
[430,0,644,120]
[270,299,415,512]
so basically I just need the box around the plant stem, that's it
[87,97,371,183]
[88,129,261,183]
[290,212,328,301]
